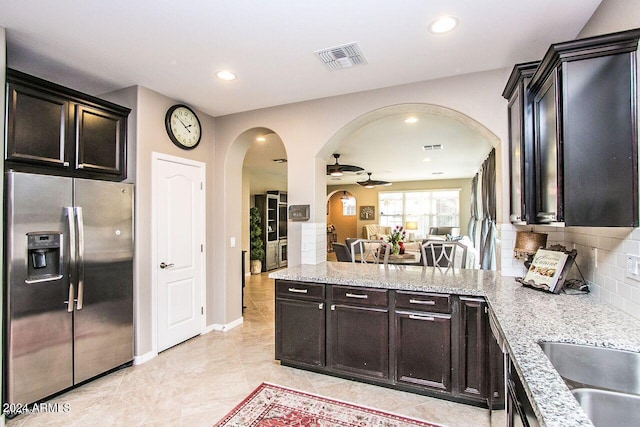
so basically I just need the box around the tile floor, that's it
[8,272,489,427]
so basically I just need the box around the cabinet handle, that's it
[288,288,308,294]
[345,293,368,299]
[318,303,324,310]
[331,304,336,311]
[409,314,435,321]
[409,299,436,305]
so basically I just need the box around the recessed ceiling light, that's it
[423,158,431,162]
[256,136,266,142]
[216,70,237,81]
[429,16,458,34]
[404,117,418,123]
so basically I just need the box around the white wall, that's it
[215,68,510,296]
[101,86,217,358]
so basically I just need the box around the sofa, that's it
[363,224,391,240]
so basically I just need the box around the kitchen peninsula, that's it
[270,262,640,427]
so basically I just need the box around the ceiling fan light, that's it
[330,170,343,177]
[365,184,375,189]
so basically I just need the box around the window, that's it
[341,196,356,216]
[379,190,460,237]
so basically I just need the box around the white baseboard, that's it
[205,316,244,333]
[133,350,157,365]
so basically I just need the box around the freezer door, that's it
[73,179,134,383]
[5,172,74,404]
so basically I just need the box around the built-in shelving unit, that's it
[255,191,287,271]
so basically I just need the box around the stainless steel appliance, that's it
[5,171,134,405]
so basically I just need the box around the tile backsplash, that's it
[499,223,640,320]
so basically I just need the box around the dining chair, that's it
[332,243,352,262]
[350,239,390,264]
[345,238,359,255]
[420,240,468,268]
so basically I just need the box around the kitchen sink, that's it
[539,341,640,394]
[539,342,640,427]
[572,388,640,427]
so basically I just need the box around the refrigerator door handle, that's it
[75,207,85,310]
[66,207,76,313]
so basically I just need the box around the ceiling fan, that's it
[326,153,364,176]
[357,172,392,188]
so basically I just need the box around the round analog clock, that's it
[165,104,202,150]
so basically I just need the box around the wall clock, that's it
[165,104,202,150]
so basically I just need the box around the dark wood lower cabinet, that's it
[395,311,451,392]
[275,281,325,368]
[328,304,389,379]
[274,280,492,407]
[458,297,489,401]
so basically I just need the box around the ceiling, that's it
[2,1,602,192]
[327,111,494,186]
[0,0,601,118]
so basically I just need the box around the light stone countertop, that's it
[269,262,640,427]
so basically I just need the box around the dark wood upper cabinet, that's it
[5,69,130,181]
[502,62,540,225]
[528,28,640,226]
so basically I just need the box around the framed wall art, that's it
[359,206,375,220]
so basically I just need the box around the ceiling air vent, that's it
[314,42,367,71]
[423,144,443,151]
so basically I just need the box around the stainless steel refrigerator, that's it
[5,171,134,405]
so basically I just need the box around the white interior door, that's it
[154,155,205,352]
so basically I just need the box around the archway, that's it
[242,131,288,273]
[319,103,501,268]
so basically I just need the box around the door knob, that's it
[160,262,174,269]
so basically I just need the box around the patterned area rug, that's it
[215,382,443,427]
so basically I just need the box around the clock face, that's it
[165,105,202,149]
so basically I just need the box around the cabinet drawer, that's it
[395,291,450,313]
[330,286,388,307]
[276,280,325,301]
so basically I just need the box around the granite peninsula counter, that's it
[270,262,640,427]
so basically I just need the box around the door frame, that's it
[151,152,207,355]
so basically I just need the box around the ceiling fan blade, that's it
[357,172,391,187]
[336,164,364,172]
[326,153,364,175]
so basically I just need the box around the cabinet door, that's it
[75,104,126,178]
[508,86,525,224]
[275,298,325,367]
[533,70,562,224]
[328,304,389,379]
[6,82,70,167]
[562,54,638,226]
[458,298,489,401]
[395,311,451,392]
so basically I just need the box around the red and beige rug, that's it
[215,382,443,427]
